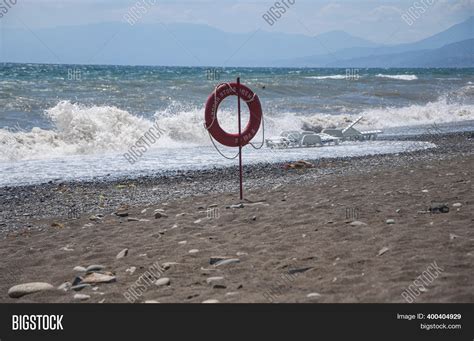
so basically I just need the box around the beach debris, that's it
[126,267,137,275]
[288,267,312,275]
[202,299,219,304]
[86,265,105,273]
[57,282,72,292]
[155,278,170,286]
[236,252,248,257]
[188,249,199,254]
[349,221,367,227]
[116,248,129,259]
[307,293,322,298]
[284,160,313,170]
[127,217,140,222]
[214,258,240,267]
[206,277,224,285]
[429,203,449,214]
[51,222,64,229]
[73,293,90,301]
[386,219,395,225]
[8,282,55,298]
[82,272,116,284]
[452,203,462,208]
[377,247,390,256]
[139,219,150,222]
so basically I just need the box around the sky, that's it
[0,0,472,44]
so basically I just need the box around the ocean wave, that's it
[1,97,473,162]
[375,74,418,81]
[305,75,346,80]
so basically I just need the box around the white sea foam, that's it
[0,97,473,162]
[305,75,346,80]
[375,74,418,81]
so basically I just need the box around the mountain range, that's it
[1,17,472,67]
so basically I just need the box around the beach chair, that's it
[301,134,322,147]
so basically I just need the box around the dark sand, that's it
[0,133,472,303]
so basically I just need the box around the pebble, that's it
[141,209,147,214]
[116,248,129,259]
[60,245,74,252]
[189,249,199,254]
[74,293,90,301]
[162,262,179,270]
[126,267,137,275]
[194,219,202,224]
[214,258,240,267]
[349,221,367,226]
[378,247,390,256]
[307,293,321,298]
[57,282,71,292]
[89,215,101,222]
[155,212,168,219]
[386,219,395,225]
[202,299,219,304]
[115,211,129,217]
[229,203,244,209]
[178,241,187,245]
[127,217,140,222]
[155,278,170,286]
[86,265,105,273]
[82,272,117,284]
[452,203,462,208]
[145,300,160,304]
[71,284,91,291]
[206,277,224,285]
[73,266,87,272]
[8,282,55,298]
[209,256,228,265]
[225,292,239,297]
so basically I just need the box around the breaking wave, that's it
[0,97,473,161]
[375,74,418,81]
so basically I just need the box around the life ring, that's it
[205,83,262,147]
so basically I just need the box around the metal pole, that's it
[237,77,243,201]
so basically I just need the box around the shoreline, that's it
[0,131,473,234]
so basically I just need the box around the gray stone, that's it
[116,248,129,259]
[73,293,90,301]
[8,282,55,298]
[155,278,170,286]
[386,219,396,225]
[57,282,72,292]
[86,265,105,273]
[73,266,86,272]
[214,258,240,267]
[202,299,219,304]
[127,217,140,222]
[350,221,367,226]
[71,284,92,291]
[82,272,116,284]
[154,212,168,219]
[206,276,224,285]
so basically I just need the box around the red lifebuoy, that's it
[205,83,262,147]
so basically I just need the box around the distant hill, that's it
[277,17,474,67]
[1,17,472,67]
[324,39,474,68]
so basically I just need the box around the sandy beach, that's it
[0,132,472,303]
